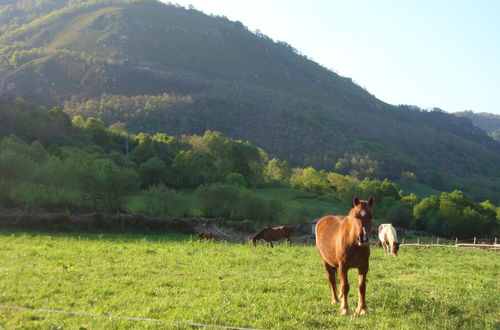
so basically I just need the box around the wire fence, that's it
[0,305,264,330]
[400,237,499,251]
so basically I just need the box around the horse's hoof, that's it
[332,299,339,304]
[340,309,349,316]
[356,308,368,315]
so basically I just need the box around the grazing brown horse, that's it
[251,225,298,247]
[316,196,374,315]
[198,232,215,239]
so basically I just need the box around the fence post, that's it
[474,237,477,244]
[417,238,420,245]
[437,237,439,245]
[455,237,458,245]
[402,238,405,244]
[495,237,498,245]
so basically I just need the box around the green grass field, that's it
[0,232,498,329]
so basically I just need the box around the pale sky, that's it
[162,0,500,115]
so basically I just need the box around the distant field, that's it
[126,187,346,225]
[396,182,442,199]
[0,232,498,329]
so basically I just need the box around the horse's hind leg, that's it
[339,264,350,315]
[323,261,339,304]
[382,241,388,254]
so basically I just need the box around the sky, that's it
[161,0,500,115]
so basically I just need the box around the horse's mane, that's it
[252,226,271,239]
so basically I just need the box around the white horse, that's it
[378,224,400,256]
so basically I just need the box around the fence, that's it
[400,237,499,251]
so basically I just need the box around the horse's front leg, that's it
[356,266,368,315]
[339,264,350,315]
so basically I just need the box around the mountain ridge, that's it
[0,0,499,199]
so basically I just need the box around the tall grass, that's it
[0,232,498,329]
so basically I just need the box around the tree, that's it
[168,150,218,188]
[49,107,71,127]
[225,172,246,187]
[264,158,291,184]
[412,196,440,232]
[84,117,110,147]
[203,130,229,157]
[79,159,140,212]
[327,172,358,204]
[130,133,156,164]
[138,156,167,187]
[301,167,330,194]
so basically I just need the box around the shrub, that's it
[196,183,240,218]
[238,190,283,222]
[78,159,140,212]
[128,185,189,217]
[138,156,167,187]
[225,172,246,187]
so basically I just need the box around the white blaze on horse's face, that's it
[360,210,366,217]
[356,219,370,247]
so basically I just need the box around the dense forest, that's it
[1,97,498,238]
[0,0,499,202]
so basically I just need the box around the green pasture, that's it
[126,187,345,226]
[0,232,498,329]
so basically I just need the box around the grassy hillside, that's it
[1,232,498,328]
[0,0,499,195]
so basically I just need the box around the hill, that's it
[454,111,500,142]
[0,0,499,198]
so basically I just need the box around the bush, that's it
[282,205,324,226]
[196,183,240,218]
[225,172,246,187]
[138,156,167,187]
[127,185,189,217]
[238,190,283,222]
[78,159,140,212]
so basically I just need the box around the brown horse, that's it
[316,196,374,315]
[198,232,215,239]
[251,225,299,247]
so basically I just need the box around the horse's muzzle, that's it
[357,236,370,247]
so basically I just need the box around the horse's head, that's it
[392,241,400,256]
[349,195,374,247]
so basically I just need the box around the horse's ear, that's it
[368,196,374,207]
[353,195,360,206]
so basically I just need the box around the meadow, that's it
[0,232,498,329]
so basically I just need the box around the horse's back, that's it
[378,223,396,243]
[316,215,344,239]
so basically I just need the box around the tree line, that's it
[0,96,498,238]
